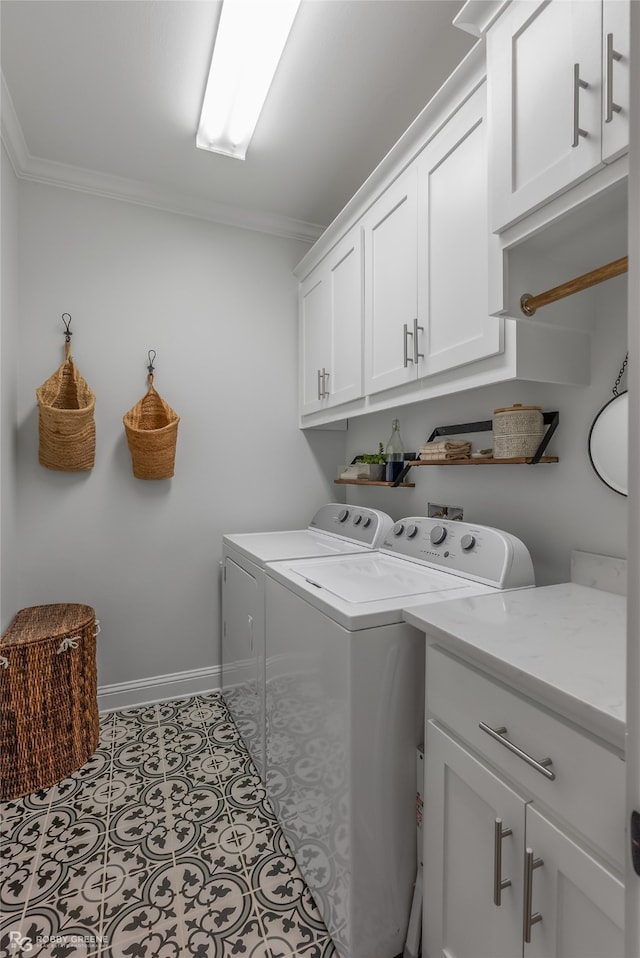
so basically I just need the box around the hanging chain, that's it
[612,353,628,397]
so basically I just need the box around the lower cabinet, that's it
[423,721,624,958]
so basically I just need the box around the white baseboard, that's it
[98,665,222,713]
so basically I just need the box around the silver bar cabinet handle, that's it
[322,369,330,397]
[572,63,589,147]
[605,34,622,123]
[493,818,513,906]
[403,323,412,366]
[523,848,543,942]
[479,723,556,781]
[317,368,322,400]
[413,317,424,364]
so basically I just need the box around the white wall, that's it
[344,274,628,585]
[12,182,346,691]
[1,143,19,630]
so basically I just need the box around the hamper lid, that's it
[1,603,96,648]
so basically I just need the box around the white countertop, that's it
[403,582,626,751]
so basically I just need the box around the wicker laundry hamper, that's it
[123,373,180,480]
[36,340,96,472]
[0,604,100,801]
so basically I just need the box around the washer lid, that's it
[289,554,468,604]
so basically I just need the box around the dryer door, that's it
[221,556,264,775]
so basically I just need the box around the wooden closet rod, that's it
[520,255,628,316]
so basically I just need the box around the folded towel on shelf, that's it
[419,439,472,461]
[418,439,470,453]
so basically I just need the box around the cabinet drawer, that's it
[426,646,625,867]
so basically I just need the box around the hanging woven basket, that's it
[36,341,96,472]
[123,374,180,480]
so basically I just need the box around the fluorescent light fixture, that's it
[197,0,302,160]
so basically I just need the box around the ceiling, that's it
[0,0,475,240]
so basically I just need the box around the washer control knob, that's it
[393,522,405,537]
[406,524,418,539]
[338,509,349,523]
[362,516,372,528]
[430,525,447,545]
[353,514,363,526]
[461,533,476,551]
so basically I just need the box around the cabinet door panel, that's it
[363,167,418,395]
[423,722,524,958]
[489,0,603,231]
[418,84,502,377]
[328,232,363,406]
[299,269,329,414]
[524,805,624,958]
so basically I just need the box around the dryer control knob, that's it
[406,524,418,539]
[461,533,476,551]
[362,516,372,528]
[338,509,349,522]
[353,514,363,526]
[393,522,405,536]
[430,525,447,545]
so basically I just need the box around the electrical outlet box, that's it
[428,503,463,521]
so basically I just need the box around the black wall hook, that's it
[62,313,73,343]
[147,349,157,375]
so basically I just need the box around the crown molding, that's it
[0,73,322,244]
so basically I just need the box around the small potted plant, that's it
[355,443,386,481]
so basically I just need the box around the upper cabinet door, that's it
[299,265,330,415]
[363,166,419,395]
[417,83,503,378]
[327,229,363,407]
[489,0,603,232]
[298,227,363,415]
[601,0,630,164]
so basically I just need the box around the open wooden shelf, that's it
[334,478,416,487]
[409,456,559,466]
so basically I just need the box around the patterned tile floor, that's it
[0,693,338,957]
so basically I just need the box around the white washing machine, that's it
[264,515,535,958]
[221,504,394,776]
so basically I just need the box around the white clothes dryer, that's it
[221,504,394,775]
[263,515,535,958]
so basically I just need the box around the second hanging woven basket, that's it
[36,342,96,472]
[123,374,180,480]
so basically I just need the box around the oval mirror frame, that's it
[588,391,628,497]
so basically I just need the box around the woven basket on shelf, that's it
[0,603,100,801]
[36,342,96,472]
[123,374,180,480]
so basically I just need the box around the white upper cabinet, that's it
[364,84,503,398]
[299,227,363,415]
[488,0,629,233]
[417,83,502,377]
[363,166,419,395]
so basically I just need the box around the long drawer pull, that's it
[479,723,556,781]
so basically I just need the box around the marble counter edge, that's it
[403,606,626,754]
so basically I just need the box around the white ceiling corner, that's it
[0,1,474,242]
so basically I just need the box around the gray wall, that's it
[1,144,19,628]
[5,175,628,696]
[344,274,628,585]
[9,181,346,689]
